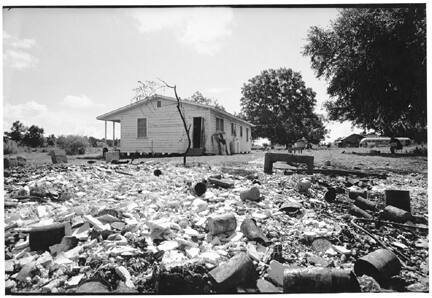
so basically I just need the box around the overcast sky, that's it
[3,7,363,141]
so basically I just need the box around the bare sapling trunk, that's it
[160,80,191,165]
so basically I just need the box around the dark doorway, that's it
[193,117,203,148]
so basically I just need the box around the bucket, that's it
[29,222,68,251]
[353,196,376,211]
[207,214,237,235]
[354,248,401,285]
[283,268,360,293]
[385,189,411,212]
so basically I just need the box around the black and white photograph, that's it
[2,1,429,295]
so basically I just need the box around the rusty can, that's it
[353,196,376,211]
[324,188,336,203]
[385,189,411,212]
[207,214,237,235]
[283,268,360,293]
[349,205,372,219]
[382,205,412,223]
[354,248,401,285]
[193,182,207,196]
[348,190,367,200]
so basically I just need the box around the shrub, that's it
[4,139,18,154]
[56,135,89,155]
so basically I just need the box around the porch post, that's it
[104,121,107,146]
[113,121,115,149]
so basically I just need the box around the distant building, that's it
[335,133,364,148]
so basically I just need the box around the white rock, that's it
[199,251,221,264]
[37,206,48,218]
[332,245,351,255]
[325,247,338,256]
[192,198,208,213]
[186,247,200,258]
[161,250,188,270]
[84,215,111,231]
[184,227,200,237]
[158,240,179,251]
[66,273,84,287]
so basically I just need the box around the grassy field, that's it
[6,146,427,174]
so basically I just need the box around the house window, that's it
[157,101,161,108]
[246,128,249,142]
[240,126,243,137]
[231,123,236,136]
[137,118,147,138]
[216,118,224,131]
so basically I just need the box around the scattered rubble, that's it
[3,159,428,293]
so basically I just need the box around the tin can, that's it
[348,190,367,200]
[382,205,412,223]
[207,214,237,235]
[349,205,372,219]
[192,182,207,197]
[353,196,376,211]
[354,248,401,285]
[283,268,360,293]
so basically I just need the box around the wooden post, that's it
[104,121,107,146]
[112,121,115,149]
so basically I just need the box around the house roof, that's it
[96,94,254,127]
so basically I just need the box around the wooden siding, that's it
[208,110,252,154]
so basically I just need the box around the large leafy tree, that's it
[303,6,426,140]
[7,121,26,143]
[22,125,44,147]
[240,68,327,145]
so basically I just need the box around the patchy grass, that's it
[5,146,426,174]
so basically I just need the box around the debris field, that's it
[3,159,429,294]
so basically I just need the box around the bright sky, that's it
[3,7,363,142]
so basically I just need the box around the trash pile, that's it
[4,161,429,293]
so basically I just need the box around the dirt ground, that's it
[7,147,428,175]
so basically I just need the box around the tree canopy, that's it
[240,68,327,145]
[22,125,45,147]
[303,6,426,140]
[7,121,26,143]
[188,91,226,112]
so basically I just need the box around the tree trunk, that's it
[172,86,191,165]
[159,79,191,166]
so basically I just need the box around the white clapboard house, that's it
[96,95,253,155]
